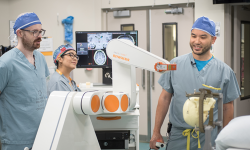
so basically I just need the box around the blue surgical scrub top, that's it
[0,48,49,146]
[47,71,81,98]
[158,53,241,149]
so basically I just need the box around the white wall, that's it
[0,0,10,46]
[1,0,102,84]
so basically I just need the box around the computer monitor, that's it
[75,31,138,68]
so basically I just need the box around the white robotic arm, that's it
[106,39,176,110]
[106,39,176,73]
[31,39,176,150]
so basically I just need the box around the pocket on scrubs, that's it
[12,79,36,104]
[167,128,187,150]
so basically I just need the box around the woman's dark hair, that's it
[56,55,64,69]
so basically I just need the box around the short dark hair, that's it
[56,61,59,69]
[56,55,64,69]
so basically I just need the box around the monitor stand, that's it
[102,68,112,85]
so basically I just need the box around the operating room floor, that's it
[140,142,150,150]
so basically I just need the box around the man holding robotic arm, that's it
[150,16,240,150]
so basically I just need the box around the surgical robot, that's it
[31,39,176,150]
[31,39,230,150]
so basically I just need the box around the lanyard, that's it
[56,69,74,90]
[182,129,201,150]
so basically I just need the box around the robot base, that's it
[32,91,100,150]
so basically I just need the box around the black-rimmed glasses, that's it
[63,52,79,60]
[21,29,46,37]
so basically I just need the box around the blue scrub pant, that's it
[165,126,217,150]
[1,143,33,150]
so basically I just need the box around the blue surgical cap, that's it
[53,44,75,65]
[191,16,216,37]
[13,12,41,34]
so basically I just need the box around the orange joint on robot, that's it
[154,62,177,72]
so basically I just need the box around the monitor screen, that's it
[75,31,138,68]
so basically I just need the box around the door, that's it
[105,9,149,139]
[233,5,250,117]
[104,6,194,141]
[150,7,194,139]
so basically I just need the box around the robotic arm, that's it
[106,39,176,73]
[31,39,176,150]
[106,39,176,110]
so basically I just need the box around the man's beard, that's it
[190,42,212,55]
[22,34,41,51]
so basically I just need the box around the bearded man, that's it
[150,16,240,150]
[0,12,49,150]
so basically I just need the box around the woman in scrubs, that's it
[47,44,81,97]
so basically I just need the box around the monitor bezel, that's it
[75,30,138,68]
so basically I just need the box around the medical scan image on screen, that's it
[75,31,138,68]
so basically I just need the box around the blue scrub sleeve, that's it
[47,81,70,98]
[0,61,9,92]
[158,71,173,94]
[222,70,241,104]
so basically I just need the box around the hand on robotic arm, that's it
[150,133,164,150]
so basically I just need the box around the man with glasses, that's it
[0,12,49,150]
[47,44,81,97]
